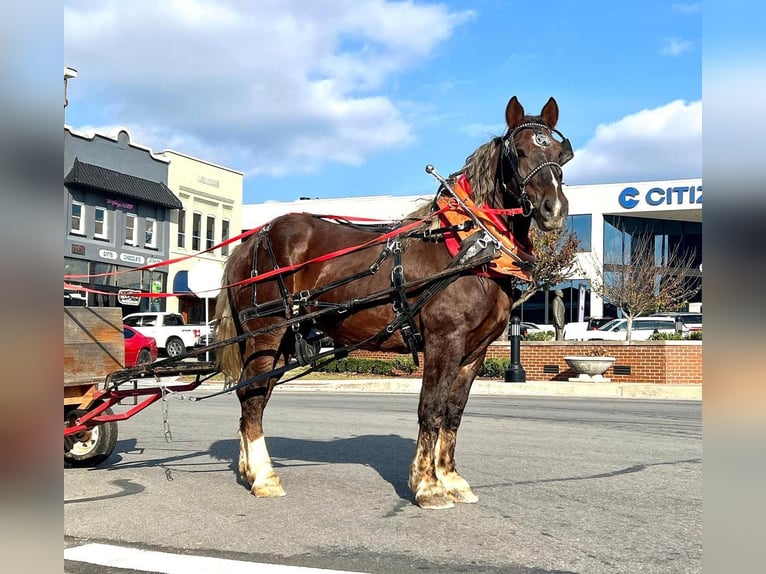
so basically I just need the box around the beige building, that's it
[160,150,243,323]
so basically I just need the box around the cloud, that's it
[564,100,702,185]
[660,37,694,56]
[671,3,701,14]
[64,0,474,177]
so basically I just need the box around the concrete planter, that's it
[564,356,616,382]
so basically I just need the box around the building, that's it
[64,126,182,312]
[159,150,244,324]
[240,177,702,324]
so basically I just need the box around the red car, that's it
[123,325,158,367]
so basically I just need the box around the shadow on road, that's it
[210,434,415,502]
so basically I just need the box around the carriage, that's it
[64,96,572,508]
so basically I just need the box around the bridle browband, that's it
[497,121,573,217]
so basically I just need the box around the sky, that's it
[63,0,701,205]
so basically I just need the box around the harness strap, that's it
[389,239,424,365]
[188,247,499,402]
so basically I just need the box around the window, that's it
[145,218,157,248]
[567,214,591,252]
[94,207,108,239]
[221,219,230,256]
[206,215,215,250]
[125,213,137,245]
[192,212,201,251]
[70,201,85,235]
[177,209,186,249]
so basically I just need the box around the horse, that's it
[214,96,572,509]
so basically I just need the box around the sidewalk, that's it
[273,378,702,400]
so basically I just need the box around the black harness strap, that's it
[188,244,499,402]
[389,238,424,365]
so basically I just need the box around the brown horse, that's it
[215,96,571,509]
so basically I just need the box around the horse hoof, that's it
[448,489,478,504]
[252,483,286,498]
[415,489,455,509]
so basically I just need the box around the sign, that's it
[117,289,142,306]
[578,285,586,322]
[120,252,145,265]
[99,249,117,260]
[618,185,703,210]
[71,244,85,255]
[187,261,223,298]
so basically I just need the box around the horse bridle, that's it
[497,122,573,217]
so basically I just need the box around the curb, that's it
[274,378,702,401]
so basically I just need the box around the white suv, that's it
[573,317,682,341]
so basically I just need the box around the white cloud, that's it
[564,100,702,185]
[660,37,694,57]
[671,3,701,14]
[64,0,474,177]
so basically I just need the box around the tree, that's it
[587,233,701,342]
[511,226,580,310]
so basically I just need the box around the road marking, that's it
[65,543,368,574]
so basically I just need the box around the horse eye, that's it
[516,149,526,159]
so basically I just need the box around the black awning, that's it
[65,158,182,209]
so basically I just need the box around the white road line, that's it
[65,543,369,574]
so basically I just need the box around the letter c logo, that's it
[619,187,639,209]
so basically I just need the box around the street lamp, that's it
[504,316,526,382]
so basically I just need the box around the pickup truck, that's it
[122,312,210,357]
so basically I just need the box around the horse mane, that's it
[404,137,500,221]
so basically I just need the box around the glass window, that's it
[221,219,230,256]
[94,207,108,239]
[177,209,186,249]
[70,201,84,235]
[145,218,157,248]
[192,212,201,251]
[125,213,137,245]
[206,215,215,250]
[567,214,591,252]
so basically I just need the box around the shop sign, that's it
[71,243,85,255]
[120,253,145,265]
[618,184,702,210]
[117,289,141,306]
[99,249,117,260]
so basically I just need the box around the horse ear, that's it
[541,97,559,129]
[505,96,524,130]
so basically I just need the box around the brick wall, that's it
[349,340,702,384]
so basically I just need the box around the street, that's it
[65,390,701,574]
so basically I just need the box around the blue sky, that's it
[64,0,701,204]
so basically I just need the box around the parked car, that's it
[518,322,554,339]
[123,325,158,367]
[572,316,683,341]
[563,316,616,340]
[650,312,702,332]
[123,312,210,357]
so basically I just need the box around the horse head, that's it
[498,96,572,233]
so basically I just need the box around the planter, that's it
[564,356,616,382]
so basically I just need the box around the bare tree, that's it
[588,233,701,342]
[511,226,580,310]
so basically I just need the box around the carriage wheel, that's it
[137,348,153,366]
[165,337,185,358]
[65,405,118,467]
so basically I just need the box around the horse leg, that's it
[237,331,288,498]
[408,357,459,509]
[434,354,484,504]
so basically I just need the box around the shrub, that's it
[478,358,510,378]
[525,331,554,341]
[649,332,684,340]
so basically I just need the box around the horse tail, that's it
[214,270,243,384]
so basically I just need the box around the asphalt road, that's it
[65,391,702,574]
